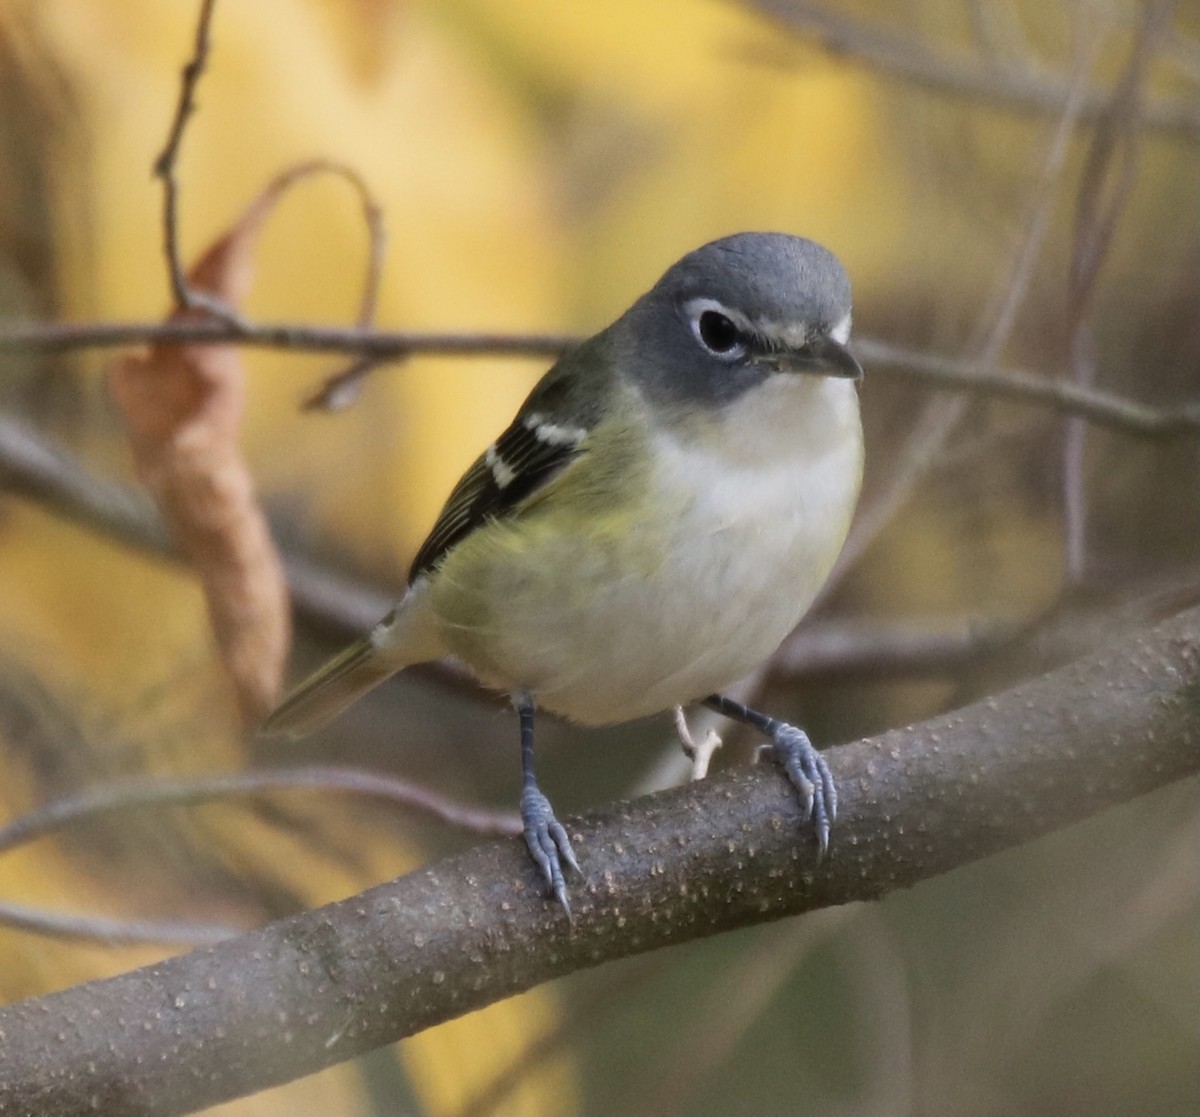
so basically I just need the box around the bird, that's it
[261,232,864,912]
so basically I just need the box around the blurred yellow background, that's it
[0,0,1196,1114]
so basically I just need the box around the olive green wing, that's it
[407,341,611,582]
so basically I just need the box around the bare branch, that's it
[0,414,171,553]
[853,339,1200,436]
[0,324,1194,435]
[0,604,1195,1116]
[772,615,1021,680]
[0,319,574,359]
[0,766,519,863]
[735,0,1200,143]
[0,902,236,947]
[829,40,1103,584]
[0,413,371,627]
[0,414,499,711]
[1062,1,1176,584]
[151,0,241,323]
[275,159,390,413]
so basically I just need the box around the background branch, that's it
[0,903,235,947]
[0,604,1196,1117]
[0,765,519,861]
[0,324,1195,435]
[152,0,238,323]
[737,0,1200,141]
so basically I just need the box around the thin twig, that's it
[736,0,1199,143]
[0,766,520,859]
[0,901,237,946]
[672,706,723,779]
[1062,1,1175,585]
[151,0,241,323]
[0,323,1194,435]
[305,353,380,411]
[268,159,391,412]
[852,340,1199,436]
[0,319,575,359]
[771,615,1022,680]
[829,31,1104,585]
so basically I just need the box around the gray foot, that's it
[767,723,837,856]
[520,785,581,914]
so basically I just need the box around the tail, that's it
[260,581,446,740]
[258,637,398,740]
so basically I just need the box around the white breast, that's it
[621,375,862,715]
[434,374,864,724]
[453,373,864,726]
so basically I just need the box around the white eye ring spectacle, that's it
[687,299,749,360]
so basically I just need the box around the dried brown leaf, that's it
[108,173,306,728]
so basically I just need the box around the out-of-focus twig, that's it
[852,339,1200,436]
[736,0,1200,143]
[454,956,665,1117]
[0,414,450,675]
[0,765,518,944]
[0,901,236,946]
[829,26,1103,585]
[772,615,1022,680]
[0,765,519,858]
[1061,0,1176,585]
[631,910,857,1115]
[286,160,389,413]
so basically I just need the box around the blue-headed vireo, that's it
[262,232,864,911]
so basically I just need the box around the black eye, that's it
[697,310,742,356]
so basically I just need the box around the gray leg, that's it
[514,691,580,912]
[703,693,837,855]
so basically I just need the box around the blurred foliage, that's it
[0,0,1197,1114]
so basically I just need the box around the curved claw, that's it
[521,787,580,914]
[769,724,837,857]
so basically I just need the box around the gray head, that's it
[614,232,860,408]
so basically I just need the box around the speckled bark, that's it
[0,606,1197,1117]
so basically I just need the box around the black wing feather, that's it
[407,333,614,583]
[407,417,583,581]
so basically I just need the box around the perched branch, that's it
[0,605,1196,1117]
